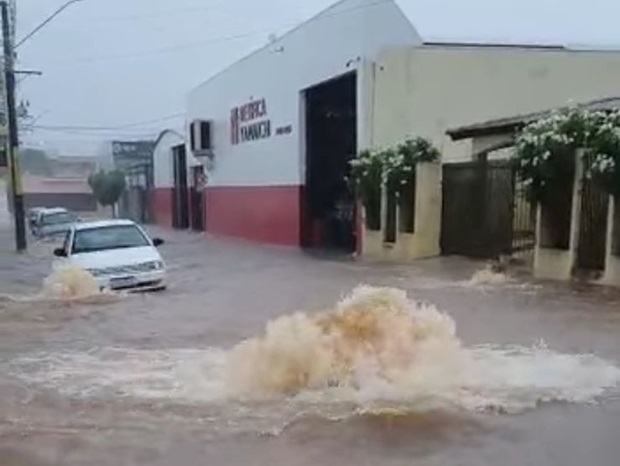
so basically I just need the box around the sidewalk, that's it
[0,186,53,293]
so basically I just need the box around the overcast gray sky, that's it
[16,0,620,155]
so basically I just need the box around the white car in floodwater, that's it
[53,219,167,292]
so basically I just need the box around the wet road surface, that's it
[1,206,620,464]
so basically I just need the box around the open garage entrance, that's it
[172,144,189,230]
[301,72,357,254]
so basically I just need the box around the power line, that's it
[21,0,389,142]
[30,0,390,66]
[32,126,161,134]
[62,1,233,24]
[16,0,86,49]
[50,0,319,25]
[31,112,185,131]
[26,127,162,139]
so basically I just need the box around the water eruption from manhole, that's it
[226,287,463,397]
[10,286,620,416]
[224,286,620,412]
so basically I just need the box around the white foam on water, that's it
[467,267,511,287]
[1,266,123,308]
[11,348,228,402]
[9,286,620,417]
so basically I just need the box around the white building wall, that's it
[372,46,620,162]
[187,0,420,188]
[153,130,184,189]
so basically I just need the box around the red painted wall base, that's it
[205,185,301,246]
[151,188,173,228]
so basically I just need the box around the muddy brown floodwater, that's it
[1,211,620,465]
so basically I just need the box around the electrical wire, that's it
[31,112,185,131]
[60,0,256,24]
[21,0,389,139]
[29,0,390,66]
[24,126,162,139]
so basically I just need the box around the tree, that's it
[20,148,52,176]
[88,169,126,217]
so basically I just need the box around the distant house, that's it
[19,175,97,212]
[3,149,100,213]
[47,155,98,178]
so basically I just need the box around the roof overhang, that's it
[447,96,620,141]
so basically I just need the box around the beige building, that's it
[361,44,620,261]
[371,44,620,164]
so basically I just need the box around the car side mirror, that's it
[53,248,67,257]
[152,238,164,247]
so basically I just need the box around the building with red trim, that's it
[183,0,419,250]
[152,0,620,256]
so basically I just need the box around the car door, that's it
[32,212,43,236]
[52,230,73,271]
[62,229,73,256]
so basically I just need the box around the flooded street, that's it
[2,205,620,465]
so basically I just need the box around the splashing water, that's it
[0,266,118,306]
[225,286,620,412]
[42,266,102,300]
[227,286,461,397]
[10,286,620,417]
[467,266,510,287]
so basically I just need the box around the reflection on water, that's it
[9,286,620,437]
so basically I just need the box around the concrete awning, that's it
[446,96,620,141]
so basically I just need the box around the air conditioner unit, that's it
[189,120,212,154]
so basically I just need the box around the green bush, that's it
[87,169,126,216]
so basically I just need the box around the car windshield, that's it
[72,225,150,254]
[42,212,75,225]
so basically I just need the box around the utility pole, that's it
[1,0,26,251]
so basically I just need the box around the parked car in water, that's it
[27,207,46,234]
[33,207,80,240]
[53,219,167,292]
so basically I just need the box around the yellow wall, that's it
[603,197,620,287]
[372,46,620,163]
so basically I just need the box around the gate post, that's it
[602,196,620,286]
[533,150,582,281]
[360,162,441,261]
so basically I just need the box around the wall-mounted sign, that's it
[230,98,271,145]
[112,140,155,170]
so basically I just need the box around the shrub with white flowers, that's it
[514,106,620,200]
[348,137,439,230]
[349,137,440,198]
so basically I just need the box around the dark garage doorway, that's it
[301,72,357,253]
[172,144,189,230]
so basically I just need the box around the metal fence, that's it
[441,159,535,260]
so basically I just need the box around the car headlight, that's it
[145,261,164,271]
